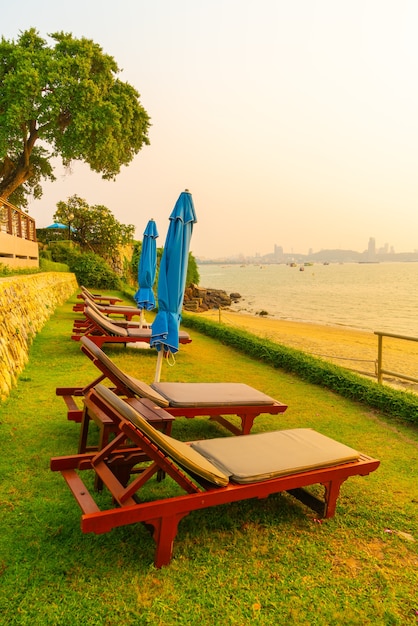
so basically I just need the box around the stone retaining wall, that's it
[0,273,78,400]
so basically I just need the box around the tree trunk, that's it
[0,165,31,200]
[0,124,38,200]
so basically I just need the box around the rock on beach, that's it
[183,284,241,312]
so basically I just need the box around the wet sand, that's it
[197,309,418,392]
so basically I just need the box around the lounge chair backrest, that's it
[94,384,229,487]
[84,298,101,314]
[81,287,95,299]
[85,306,129,337]
[80,289,98,304]
[80,337,169,407]
[81,294,120,314]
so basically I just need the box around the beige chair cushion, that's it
[151,382,277,407]
[191,429,360,484]
[126,327,153,338]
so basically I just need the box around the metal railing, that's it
[0,197,37,241]
[375,331,418,384]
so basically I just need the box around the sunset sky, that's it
[3,0,418,258]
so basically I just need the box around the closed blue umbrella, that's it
[151,190,197,381]
[134,219,159,326]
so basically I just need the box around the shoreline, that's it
[196,308,418,392]
[229,304,374,334]
[197,262,418,339]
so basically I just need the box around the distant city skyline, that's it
[197,236,418,264]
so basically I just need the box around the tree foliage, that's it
[53,194,134,259]
[186,252,200,286]
[0,29,150,205]
[131,243,200,289]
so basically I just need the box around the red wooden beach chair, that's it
[70,306,191,348]
[56,337,288,435]
[50,385,380,568]
[76,286,123,306]
[73,288,145,321]
[72,298,150,330]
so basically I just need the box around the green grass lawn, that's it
[1,293,418,625]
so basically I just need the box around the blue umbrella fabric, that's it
[134,219,159,312]
[151,190,197,376]
[46,222,76,232]
[46,222,70,230]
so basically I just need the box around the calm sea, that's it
[197,262,418,337]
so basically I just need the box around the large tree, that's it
[0,29,150,206]
[53,194,135,258]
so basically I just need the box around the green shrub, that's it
[68,251,120,289]
[39,249,52,260]
[39,258,69,272]
[46,243,120,288]
[181,314,418,423]
[119,281,136,301]
[0,263,42,276]
[49,242,75,264]
[187,252,200,286]
[0,263,14,276]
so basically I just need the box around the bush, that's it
[44,243,120,288]
[68,251,120,289]
[39,258,69,272]
[39,249,52,261]
[49,243,75,264]
[0,263,42,276]
[187,252,200,286]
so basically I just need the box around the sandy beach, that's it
[197,309,418,392]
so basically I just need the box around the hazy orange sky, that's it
[3,1,418,258]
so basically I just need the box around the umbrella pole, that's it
[140,309,145,328]
[154,350,163,383]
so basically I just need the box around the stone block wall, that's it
[0,273,78,400]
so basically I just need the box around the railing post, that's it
[376,333,383,384]
[377,334,383,384]
[7,204,12,235]
[17,211,22,238]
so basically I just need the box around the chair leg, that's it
[323,479,345,518]
[239,413,256,436]
[209,413,257,436]
[147,512,190,567]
